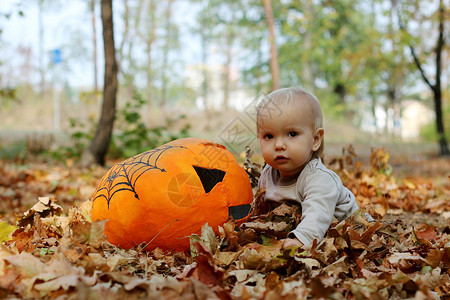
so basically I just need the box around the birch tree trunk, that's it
[160,0,174,108]
[90,0,98,93]
[262,0,280,91]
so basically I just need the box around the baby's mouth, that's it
[274,156,288,162]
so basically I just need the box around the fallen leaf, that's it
[0,222,17,243]
[241,221,289,233]
[322,256,348,277]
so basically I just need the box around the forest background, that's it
[0,0,448,164]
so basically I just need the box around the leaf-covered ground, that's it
[0,147,448,299]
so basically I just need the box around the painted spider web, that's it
[93,145,185,208]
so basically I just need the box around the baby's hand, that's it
[282,238,304,249]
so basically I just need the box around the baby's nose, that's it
[274,139,286,150]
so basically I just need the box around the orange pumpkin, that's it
[91,138,253,251]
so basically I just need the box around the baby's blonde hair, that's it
[256,87,324,157]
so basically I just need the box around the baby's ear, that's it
[312,128,324,151]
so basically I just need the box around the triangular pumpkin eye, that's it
[193,166,226,193]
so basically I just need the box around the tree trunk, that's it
[333,83,346,104]
[434,87,448,155]
[83,0,118,166]
[222,28,234,110]
[38,0,46,94]
[433,0,448,155]
[160,0,174,108]
[262,0,280,91]
[386,86,396,138]
[90,0,98,93]
[117,0,137,97]
[145,0,156,105]
[369,85,378,134]
[201,31,209,112]
[396,0,448,156]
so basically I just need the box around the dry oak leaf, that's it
[70,219,108,248]
[322,256,349,277]
[17,197,63,227]
[386,252,426,269]
[33,274,87,297]
[214,250,243,267]
[241,221,289,233]
[240,240,283,270]
[184,241,225,287]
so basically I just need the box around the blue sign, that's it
[51,49,62,64]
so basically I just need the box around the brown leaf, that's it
[424,248,442,268]
[253,188,269,215]
[83,253,110,273]
[222,221,240,251]
[5,252,46,279]
[415,224,437,241]
[88,219,108,248]
[70,219,107,248]
[241,221,289,233]
[190,242,224,286]
[360,222,383,245]
[33,275,81,296]
[63,247,84,263]
[264,272,284,298]
[240,241,283,270]
[190,278,222,300]
[271,203,295,216]
[17,197,63,227]
[10,228,35,252]
[309,278,336,298]
[322,256,348,277]
[70,220,91,244]
[386,253,426,271]
[46,253,84,276]
[123,277,151,291]
[215,250,242,267]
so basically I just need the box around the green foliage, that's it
[108,92,191,159]
[51,118,94,161]
[420,104,450,142]
[0,87,17,105]
[49,91,191,162]
[0,140,27,162]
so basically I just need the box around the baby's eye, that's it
[288,131,298,137]
[264,134,273,140]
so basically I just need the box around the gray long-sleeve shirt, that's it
[258,158,359,245]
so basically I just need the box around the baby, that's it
[257,87,359,248]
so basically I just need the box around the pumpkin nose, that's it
[193,166,225,193]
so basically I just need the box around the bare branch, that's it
[408,45,435,92]
[393,1,436,92]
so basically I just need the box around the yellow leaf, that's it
[0,222,17,243]
[403,179,416,190]
[80,199,93,222]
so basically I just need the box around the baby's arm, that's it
[290,170,340,245]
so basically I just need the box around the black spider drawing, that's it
[93,145,186,208]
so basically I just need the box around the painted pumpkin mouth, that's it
[228,204,252,220]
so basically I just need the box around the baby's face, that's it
[257,101,322,177]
